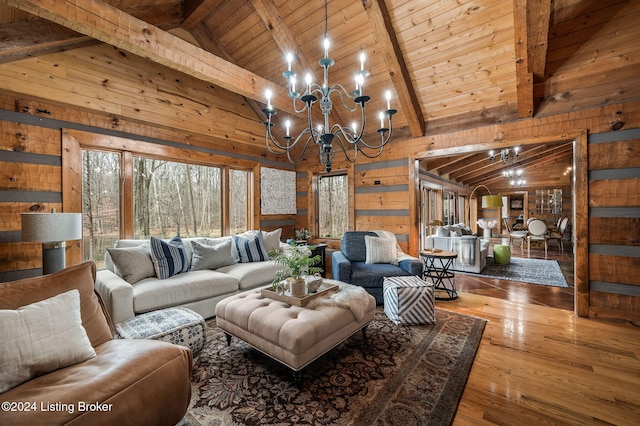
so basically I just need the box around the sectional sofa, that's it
[95,229,286,325]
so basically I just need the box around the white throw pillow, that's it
[0,289,96,393]
[365,235,398,265]
[107,245,155,284]
[190,239,236,270]
[261,228,282,252]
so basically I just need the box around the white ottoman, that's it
[115,307,206,355]
[383,275,436,325]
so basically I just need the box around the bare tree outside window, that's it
[82,150,252,268]
[318,174,348,238]
[82,150,120,268]
[133,157,222,239]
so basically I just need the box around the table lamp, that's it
[22,210,82,275]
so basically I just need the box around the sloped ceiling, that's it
[0,0,637,188]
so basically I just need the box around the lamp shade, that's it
[22,212,82,242]
[481,194,503,208]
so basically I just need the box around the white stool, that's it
[383,275,436,325]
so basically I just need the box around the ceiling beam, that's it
[2,0,294,114]
[363,0,425,137]
[512,0,551,118]
[249,0,334,125]
[0,4,183,64]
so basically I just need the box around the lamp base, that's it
[42,241,66,275]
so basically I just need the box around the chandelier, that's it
[261,1,396,172]
[502,169,523,179]
[489,147,519,164]
[510,179,526,188]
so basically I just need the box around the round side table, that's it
[420,250,458,300]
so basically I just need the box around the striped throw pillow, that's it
[150,236,189,279]
[234,232,269,263]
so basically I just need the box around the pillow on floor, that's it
[0,289,96,393]
[107,245,155,284]
[365,235,398,265]
[150,236,190,279]
[191,239,236,271]
[234,232,269,263]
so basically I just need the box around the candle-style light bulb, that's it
[385,90,392,110]
[351,121,357,133]
[305,73,312,93]
[285,120,291,137]
[379,111,385,128]
[291,76,296,94]
[265,89,272,109]
[323,37,330,58]
[286,52,293,71]
[359,52,366,71]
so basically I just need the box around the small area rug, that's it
[459,256,568,287]
[180,308,486,426]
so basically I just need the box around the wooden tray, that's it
[261,282,339,307]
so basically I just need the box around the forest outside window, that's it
[82,149,251,267]
[317,173,348,238]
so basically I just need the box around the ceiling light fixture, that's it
[510,179,526,188]
[261,0,396,172]
[489,147,519,164]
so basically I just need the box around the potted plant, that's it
[295,228,311,243]
[269,244,322,296]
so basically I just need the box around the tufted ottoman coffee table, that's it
[215,280,376,379]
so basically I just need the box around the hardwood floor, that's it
[438,240,640,425]
[455,238,575,311]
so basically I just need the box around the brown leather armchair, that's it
[0,262,192,426]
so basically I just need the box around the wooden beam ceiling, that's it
[364,0,425,137]
[512,0,551,118]
[2,0,296,114]
[0,4,183,64]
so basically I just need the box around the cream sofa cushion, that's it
[216,260,282,289]
[132,270,239,314]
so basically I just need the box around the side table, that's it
[308,244,328,277]
[420,250,458,300]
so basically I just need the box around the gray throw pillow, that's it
[107,245,155,284]
[191,239,236,271]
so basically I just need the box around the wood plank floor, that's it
[438,241,640,425]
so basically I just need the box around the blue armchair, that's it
[332,231,423,304]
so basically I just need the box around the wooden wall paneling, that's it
[588,138,640,170]
[0,121,60,155]
[0,93,286,164]
[1,162,60,191]
[589,178,640,207]
[589,253,639,287]
[61,129,82,267]
[589,217,640,247]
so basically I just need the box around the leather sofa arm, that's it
[95,269,135,326]
[331,251,352,283]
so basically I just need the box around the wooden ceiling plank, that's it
[249,0,331,126]
[363,0,425,138]
[3,0,293,114]
[526,0,551,79]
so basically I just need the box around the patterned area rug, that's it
[180,308,485,426]
[459,256,569,287]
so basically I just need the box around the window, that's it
[229,169,249,234]
[82,147,252,266]
[82,150,120,268]
[133,157,222,239]
[443,190,457,225]
[317,173,348,238]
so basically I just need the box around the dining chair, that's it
[548,216,569,252]
[527,219,548,257]
[503,218,527,248]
